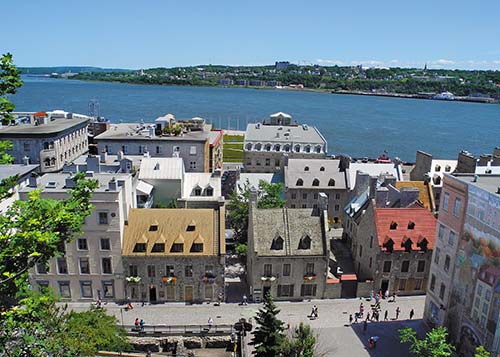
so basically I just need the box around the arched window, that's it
[296,178,303,186]
[304,166,309,171]
[265,144,272,152]
[312,178,320,186]
[315,145,322,153]
[255,143,262,151]
[328,179,335,186]
[320,166,325,172]
[50,157,56,166]
[304,145,311,153]
[294,144,301,153]
[383,238,394,253]
[271,236,284,250]
[402,238,413,253]
[298,235,311,250]
[245,143,252,151]
[284,144,291,152]
[274,144,281,152]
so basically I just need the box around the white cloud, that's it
[316,59,345,66]
[429,59,456,66]
[314,58,500,70]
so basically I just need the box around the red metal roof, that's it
[33,111,46,117]
[374,207,437,251]
[327,277,340,284]
[341,274,357,281]
[209,130,223,147]
[479,266,500,287]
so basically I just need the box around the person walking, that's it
[384,310,388,321]
[139,319,145,332]
[366,312,371,321]
[409,309,414,320]
[396,307,401,320]
[363,320,368,334]
[349,314,353,325]
[354,313,359,323]
[134,318,139,330]
[313,305,318,319]
[208,317,214,329]
[242,294,248,305]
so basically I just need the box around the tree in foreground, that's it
[399,326,454,357]
[282,322,316,357]
[0,52,23,125]
[250,292,285,357]
[475,346,491,357]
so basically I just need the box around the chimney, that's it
[478,155,490,166]
[65,175,75,188]
[117,150,124,160]
[86,155,100,173]
[492,156,500,167]
[338,156,351,172]
[149,124,156,138]
[456,150,476,173]
[400,187,420,208]
[318,192,328,212]
[100,150,108,163]
[108,177,117,191]
[375,187,390,208]
[22,156,30,165]
[28,173,38,188]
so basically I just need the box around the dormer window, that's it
[383,238,394,253]
[151,243,165,252]
[154,163,160,170]
[271,236,284,250]
[296,179,304,186]
[298,235,311,250]
[417,238,428,252]
[255,143,262,151]
[265,144,272,152]
[402,238,413,253]
[245,143,252,150]
[320,166,325,172]
[194,188,202,196]
[304,166,310,171]
[445,165,451,172]
[206,187,213,196]
[312,179,320,187]
[435,165,441,172]
[433,175,441,185]
[133,243,147,252]
[390,222,398,230]
[304,145,311,153]
[190,243,204,252]
[294,144,301,153]
[407,221,415,230]
[328,179,335,186]
[274,144,281,152]
[315,145,322,154]
[149,225,158,232]
[187,224,196,232]
[171,243,184,252]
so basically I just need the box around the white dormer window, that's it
[205,187,214,196]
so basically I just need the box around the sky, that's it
[3,0,500,70]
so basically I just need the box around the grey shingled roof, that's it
[251,207,325,257]
[95,123,211,141]
[244,124,326,145]
[0,118,88,136]
[285,159,348,189]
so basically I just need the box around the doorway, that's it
[263,286,271,298]
[381,280,389,294]
[149,286,157,303]
[185,286,194,302]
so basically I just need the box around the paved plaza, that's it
[67,295,426,356]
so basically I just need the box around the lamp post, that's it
[120,307,124,329]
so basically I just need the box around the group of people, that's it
[134,318,145,332]
[309,305,319,319]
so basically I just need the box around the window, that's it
[151,243,165,252]
[434,247,441,264]
[283,264,291,276]
[80,281,93,298]
[301,204,307,208]
[401,260,410,273]
[121,145,128,154]
[149,225,158,231]
[36,262,48,274]
[102,258,112,274]
[264,264,272,277]
[414,279,423,290]
[438,224,446,240]
[306,263,314,275]
[100,238,111,250]
[166,265,175,277]
[77,238,88,250]
[185,265,193,277]
[417,260,426,272]
[442,192,450,211]
[37,281,49,292]
[102,281,115,298]
[265,158,270,166]
[206,187,213,196]
[129,265,138,276]
[291,204,296,208]
[444,255,450,272]
[302,193,307,200]
[171,243,184,252]
[369,257,372,268]
[370,236,374,248]
[312,179,320,186]
[147,265,156,278]
[335,204,340,211]
[439,283,446,300]
[265,144,271,152]
[187,224,196,231]
[328,179,335,186]
[296,179,303,186]
[138,145,146,154]
[313,193,318,199]
[313,204,318,210]
[256,160,261,166]
[79,258,90,274]
[58,281,71,298]
[24,143,30,151]
[190,146,197,155]
[448,231,456,247]
[300,284,317,297]
[190,243,204,252]
[390,222,398,230]
[98,212,109,225]
[156,146,162,154]
[57,258,68,274]
[359,245,363,257]
[278,284,294,297]
[335,193,340,200]
[133,243,147,252]
[271,236,284,250]
[304,166,310,171]
[298,235,311,250]
[430,274,436,291]
[478,285,483,296]
[453,198,462,217]
[190,161,197,169]
[399,279,407,291]
[194,188,202,196]
[383,261,392,273]
[485,290,491,302]
[408,222,415,229]
[291,193,297,199]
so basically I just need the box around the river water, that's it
[11,76,500,161]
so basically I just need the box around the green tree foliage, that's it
[0,172,98,308]
[0,140,14,164]
[227,179,285,242]
[399,327,455,357]
[0,53,23,125]
[0,291,130,356]
[250,293,285,357]
[282,323,316,357]
[235,243,248,257]
[475,346,491,357]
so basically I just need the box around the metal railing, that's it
[124,323,234,336]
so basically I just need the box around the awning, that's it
[136,180,153,195]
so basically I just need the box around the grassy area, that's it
[223,134,244,162]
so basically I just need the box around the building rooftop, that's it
[452,174,500,194]
[0,164,39,181]
[182,173,222,200]
[138,158,184,181]
[0,115,89,136]
[236,173,284,195]
[395,181,434,211]
[374,207,437,252]
[244,123,326,145]
[122,208,222,257]
[344,188,370,218]
[285,158,348,189]
[95,122,212,141]
[349,162,403,188]
[475,161,500,175]
[430,159,457,187]
[208,130,223,146]
[479,266,500,287]
[251,207,326,257]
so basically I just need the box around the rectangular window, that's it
[256,160,261,166]
[442,192,449,211]
[102,281,115,298]
[417,260,426,272]
[444,255,450,272]
[453,198,462,217]
[401,260,410,273]
[370,236,373,248]
[448,231,456,247]
[438,224,446,240]
[102,257,112,274]
[398,279,407,291]
[36,262,48,274]
[37,281,49,292]
[482,303,489,315]
[439,283,446,300]
[185,265,193,277]
[291,193,297,200]
[302,193,307,200]
[77,238,88,250]
[156,146,162,154]
[478,285,483,296]
[264,264,273,277]
[359,245,363,257]
[430,274,436,291]
[335,193,340,200]
[283,264,291,277]
[129,265,138,277]
[265,158,270,166]
[475,298,481,309]
[414,279,423,290]
[313,193,318,199]
[190,161,197,169]
[275,159,280,167]
[100,238,111,250]
[277,284,294,297]
[190,146,197,155]
[121,145,128,154]
[80,281,93,298]
[24,143,30,151]
[57,257,68,274]
[301,204,307,208]
[98,212,109,225]
[383,261,392,273]
[147,265,156,278]
[166,265,175,277]
[306,263,314,275]
[434,247,441,265]
[58,281,71,298]
[79,258,90,274]
[485,290,492,302]
[300,284,317,297]
[335,204,340,211]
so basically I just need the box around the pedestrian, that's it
[359,302,364,316]
[134,318,139,330]
[313,305,318,318]
[375,311,379,322]
[392,292,396,302]
[363,320,368,334]
[208,317,214,329]
[410,309,414,320]
[140,319,145,331]
[127,302,133,310]
[366,312,371,321]
[396,307,400,320]
[349,314,353,324]
[384,310,388,321]
[384,290,389,300]
[242,294,248,305]
[374,294,380,304]
[354,313,358,323]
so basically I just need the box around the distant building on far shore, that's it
[275,61,290,70]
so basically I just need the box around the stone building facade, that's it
[247,190,329,301]
[122,208,225,303]
[1,111,90,172]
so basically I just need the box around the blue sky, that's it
[3,0,500,70]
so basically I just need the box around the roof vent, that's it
[302,124,309,130]
[45,181,57,189]
[256,123,261,129]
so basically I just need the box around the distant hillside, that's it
[20,66,132,74]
